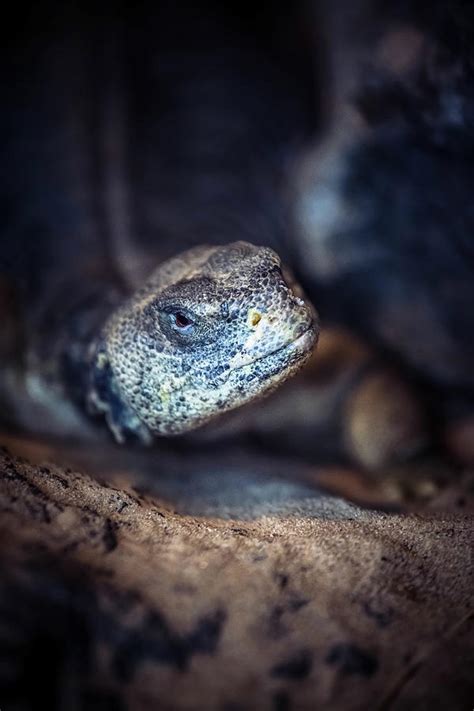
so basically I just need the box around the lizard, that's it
[63,242,318,443]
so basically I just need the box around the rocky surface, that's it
[0,444,472,710]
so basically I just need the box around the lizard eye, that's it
[172,311,194,331]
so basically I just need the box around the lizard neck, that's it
[86,339,153,444]
[23,274,152,442]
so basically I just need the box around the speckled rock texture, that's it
[0,445,472,710]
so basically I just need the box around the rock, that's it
[0,446,472,709]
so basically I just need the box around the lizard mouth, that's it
[228,322,318,374]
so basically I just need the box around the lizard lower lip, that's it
[288,326,316,351]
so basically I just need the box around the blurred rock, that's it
[444,417,474,467]
[344,369,428,470]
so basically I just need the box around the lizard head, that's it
[93,242,318,439]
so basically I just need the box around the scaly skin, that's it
[86,241,318,442]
